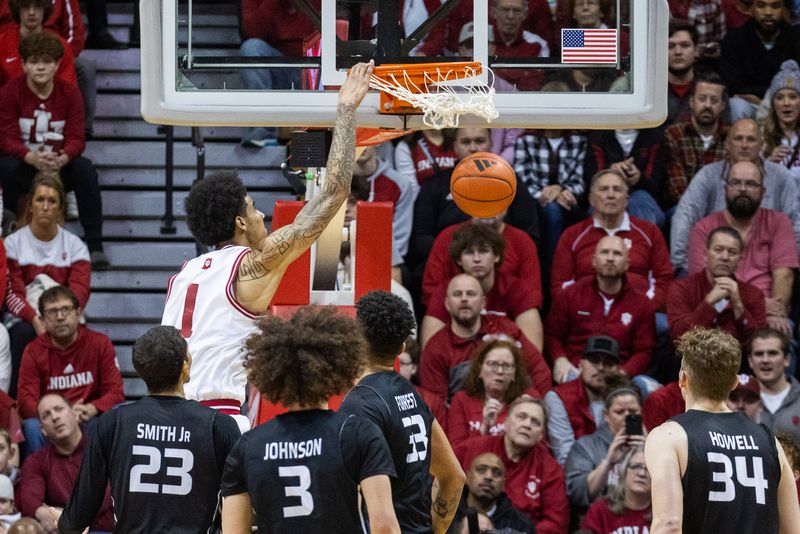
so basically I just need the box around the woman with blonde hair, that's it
[580,446,651,534]
[447,337,540,445]
[4,174,91,399]
[763,60,800,179]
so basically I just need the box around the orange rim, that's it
[370,61,483,86]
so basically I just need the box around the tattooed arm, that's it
[235,61,374,312]
[428,420,465,534]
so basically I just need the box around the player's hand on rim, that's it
[339,60,375,108]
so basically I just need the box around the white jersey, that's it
[162,245,263,404]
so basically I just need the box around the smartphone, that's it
[625,413,643,435]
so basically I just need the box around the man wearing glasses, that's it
[671,118,800,275]
[16,285,123,453]
[687,160,799,336]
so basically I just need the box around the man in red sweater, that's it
[546,235,655,383]
[0,0,76,86]
[668,226,767,346]
[456,397,568,534]
[17,393,114,531]
[421,213,542,309]
[422,223,543,350]
[18,285,123,454]
[0,31,106,266]
[419,273,551,402]
[551,169,673,311]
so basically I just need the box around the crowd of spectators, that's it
[326,1,800,531]
[2,0,800,533]
[0,1,126,530]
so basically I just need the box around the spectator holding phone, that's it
[565,386,645,513]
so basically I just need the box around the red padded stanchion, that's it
[270,201,310,305]
[354,201,393,299]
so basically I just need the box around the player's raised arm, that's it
[645,422,686,534]
[428,420,465,534]
[249,61,374,274]
[775,438,800,534]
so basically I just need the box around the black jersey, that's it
[220,409,396,534]
[672,410,781,534]
[58,395,240,534]
[339,371,435,534]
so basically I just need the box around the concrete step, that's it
[98,167,290,188]
[124,377,147,398]
[115,344,136,375]
[108,12,239,27]
[82,218,194,239]
[96,69,245,93]
[91,321,161,344]
[101,189,292,217]
[95,241,196,269]
[92,120,244,140]
[91,269,174,291]
[105,1,239,16]
[96,71,141,92]
[83,47,245,73]
[84,139,287,168]
[80,48,140,70]
[106,26,240,48]
[86,292,168,319]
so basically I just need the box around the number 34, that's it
[707,452,768,504]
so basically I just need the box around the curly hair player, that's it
[339,291,466,534]
[161,62,374,432]
[220,306,400,534]
[645,327,800,534]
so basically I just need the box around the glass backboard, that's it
[140,0,668,130]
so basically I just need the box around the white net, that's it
[369,64,498,129]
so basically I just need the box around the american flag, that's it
[561,28,618,64]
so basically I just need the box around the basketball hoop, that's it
[369,62,499,129]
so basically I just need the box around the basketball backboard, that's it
[140,0,668,130]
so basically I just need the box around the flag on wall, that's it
[561,28,618,64]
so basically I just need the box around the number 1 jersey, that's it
[339,371,435,534]
[220,410,396,533]
[162,245,263,404]
[672,410,781,534]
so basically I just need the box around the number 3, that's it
[402,414,428,463]
[129,446,194,495]
[278,466,314,518]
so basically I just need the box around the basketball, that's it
[450,152,517,218]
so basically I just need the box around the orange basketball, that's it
[450,152,517,218]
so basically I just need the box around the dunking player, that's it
[645,327,800,534]
[56,326,240,533]
[220,306,400,534]
[340,291,466,534]
[161,62,374,431]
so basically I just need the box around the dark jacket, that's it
[448,489,537,534]
[721,19,800,98]
[586,129,666,199]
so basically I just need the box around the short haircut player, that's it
[645,327,800,533]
